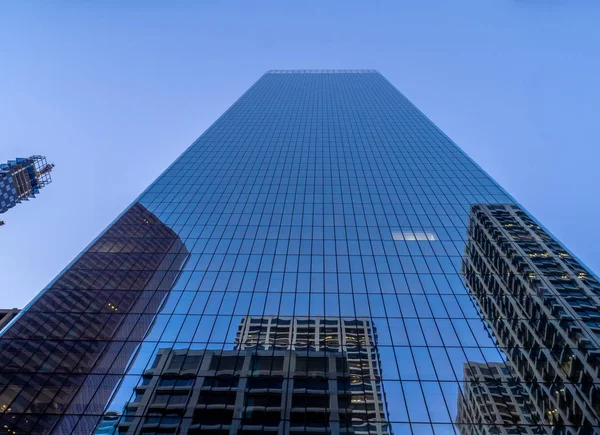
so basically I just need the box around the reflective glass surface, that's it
[1,70,599,434]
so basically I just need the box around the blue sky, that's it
[1,1,599,308]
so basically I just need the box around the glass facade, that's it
[0,70,598,434]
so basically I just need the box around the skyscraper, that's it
[0,156,54,215]
[459,204,600,433]
[0,70,598,434]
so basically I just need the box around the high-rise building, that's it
[460,203,600,433]
[0,156,54,215]
[0,70,598,434]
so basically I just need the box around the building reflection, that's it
[0,202,189,434]
[107,316,391,434]
[457,361,542,434]
[458,204,600,434]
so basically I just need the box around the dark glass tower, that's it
[0,70,598,435]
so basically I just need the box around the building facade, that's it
[0,156,54,214]
[0,70,598,434]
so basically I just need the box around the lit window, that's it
[392,230,437,241]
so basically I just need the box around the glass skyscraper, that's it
[1,70,598,435]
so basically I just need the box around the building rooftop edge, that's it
[266,69,379,74]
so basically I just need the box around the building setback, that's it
[0,71,598,434]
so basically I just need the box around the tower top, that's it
[266,69,379,74]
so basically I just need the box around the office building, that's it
[460,203,600,433]
[0,71,598,434]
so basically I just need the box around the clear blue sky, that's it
[1,1,599,308]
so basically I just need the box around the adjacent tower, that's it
[0,71,598,434]
[458,204,600,432]
[0,156,54,215]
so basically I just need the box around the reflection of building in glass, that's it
[0,156,54,214]
[237,316,389,435]
[457,362,541,434]
[111,316,391,435]
[94,411,121,435]
[461,203,600,433]
[0,202,188,434]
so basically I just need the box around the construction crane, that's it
[36,163,55,177]
[0,156,55,225]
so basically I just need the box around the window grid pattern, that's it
[0,71,598,434]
